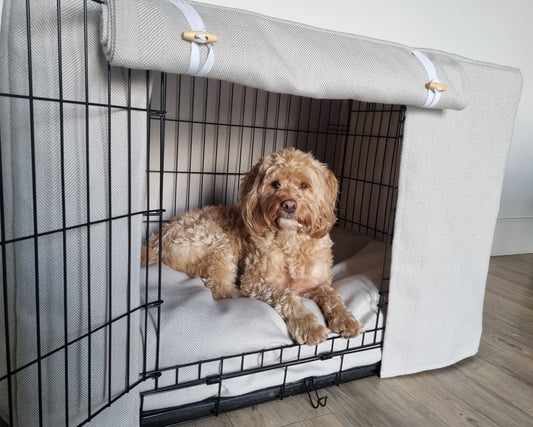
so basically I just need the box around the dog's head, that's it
[238,148,338,238]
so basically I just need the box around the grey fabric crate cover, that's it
[100,0,522,377]
[0,0,523,425]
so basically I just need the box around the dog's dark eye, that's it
[271,181,281,189]
[300,182,308,190]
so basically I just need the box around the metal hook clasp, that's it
[304,377,328,409]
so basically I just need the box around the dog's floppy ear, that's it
[310,167,338,239]
[238,159,267,236]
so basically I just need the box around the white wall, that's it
[207,0,533,255]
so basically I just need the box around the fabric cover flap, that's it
[380,62,523,378]
[101,0,468,110]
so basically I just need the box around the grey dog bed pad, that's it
[140,228,385,410]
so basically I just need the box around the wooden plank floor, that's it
[186,254,533,427]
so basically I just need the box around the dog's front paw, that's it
[288,314,329,346]
[207,281,242,299]
[327,311,364,339]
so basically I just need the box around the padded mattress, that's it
[140,229,386,410]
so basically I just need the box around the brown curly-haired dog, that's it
[142,148,363,345]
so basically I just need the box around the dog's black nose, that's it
[281,199,297,214]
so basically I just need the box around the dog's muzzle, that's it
[281,199,297,218]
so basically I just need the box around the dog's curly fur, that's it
[141,148,363,345]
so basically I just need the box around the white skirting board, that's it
[491,217,533,256]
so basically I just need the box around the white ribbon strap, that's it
[412,50,445,108]
[170,0,214,77]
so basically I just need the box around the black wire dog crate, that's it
[0,71,404,426]
[0,0,525,425]
[0,2,404,426]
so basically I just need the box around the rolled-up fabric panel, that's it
[101,0,469,110]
